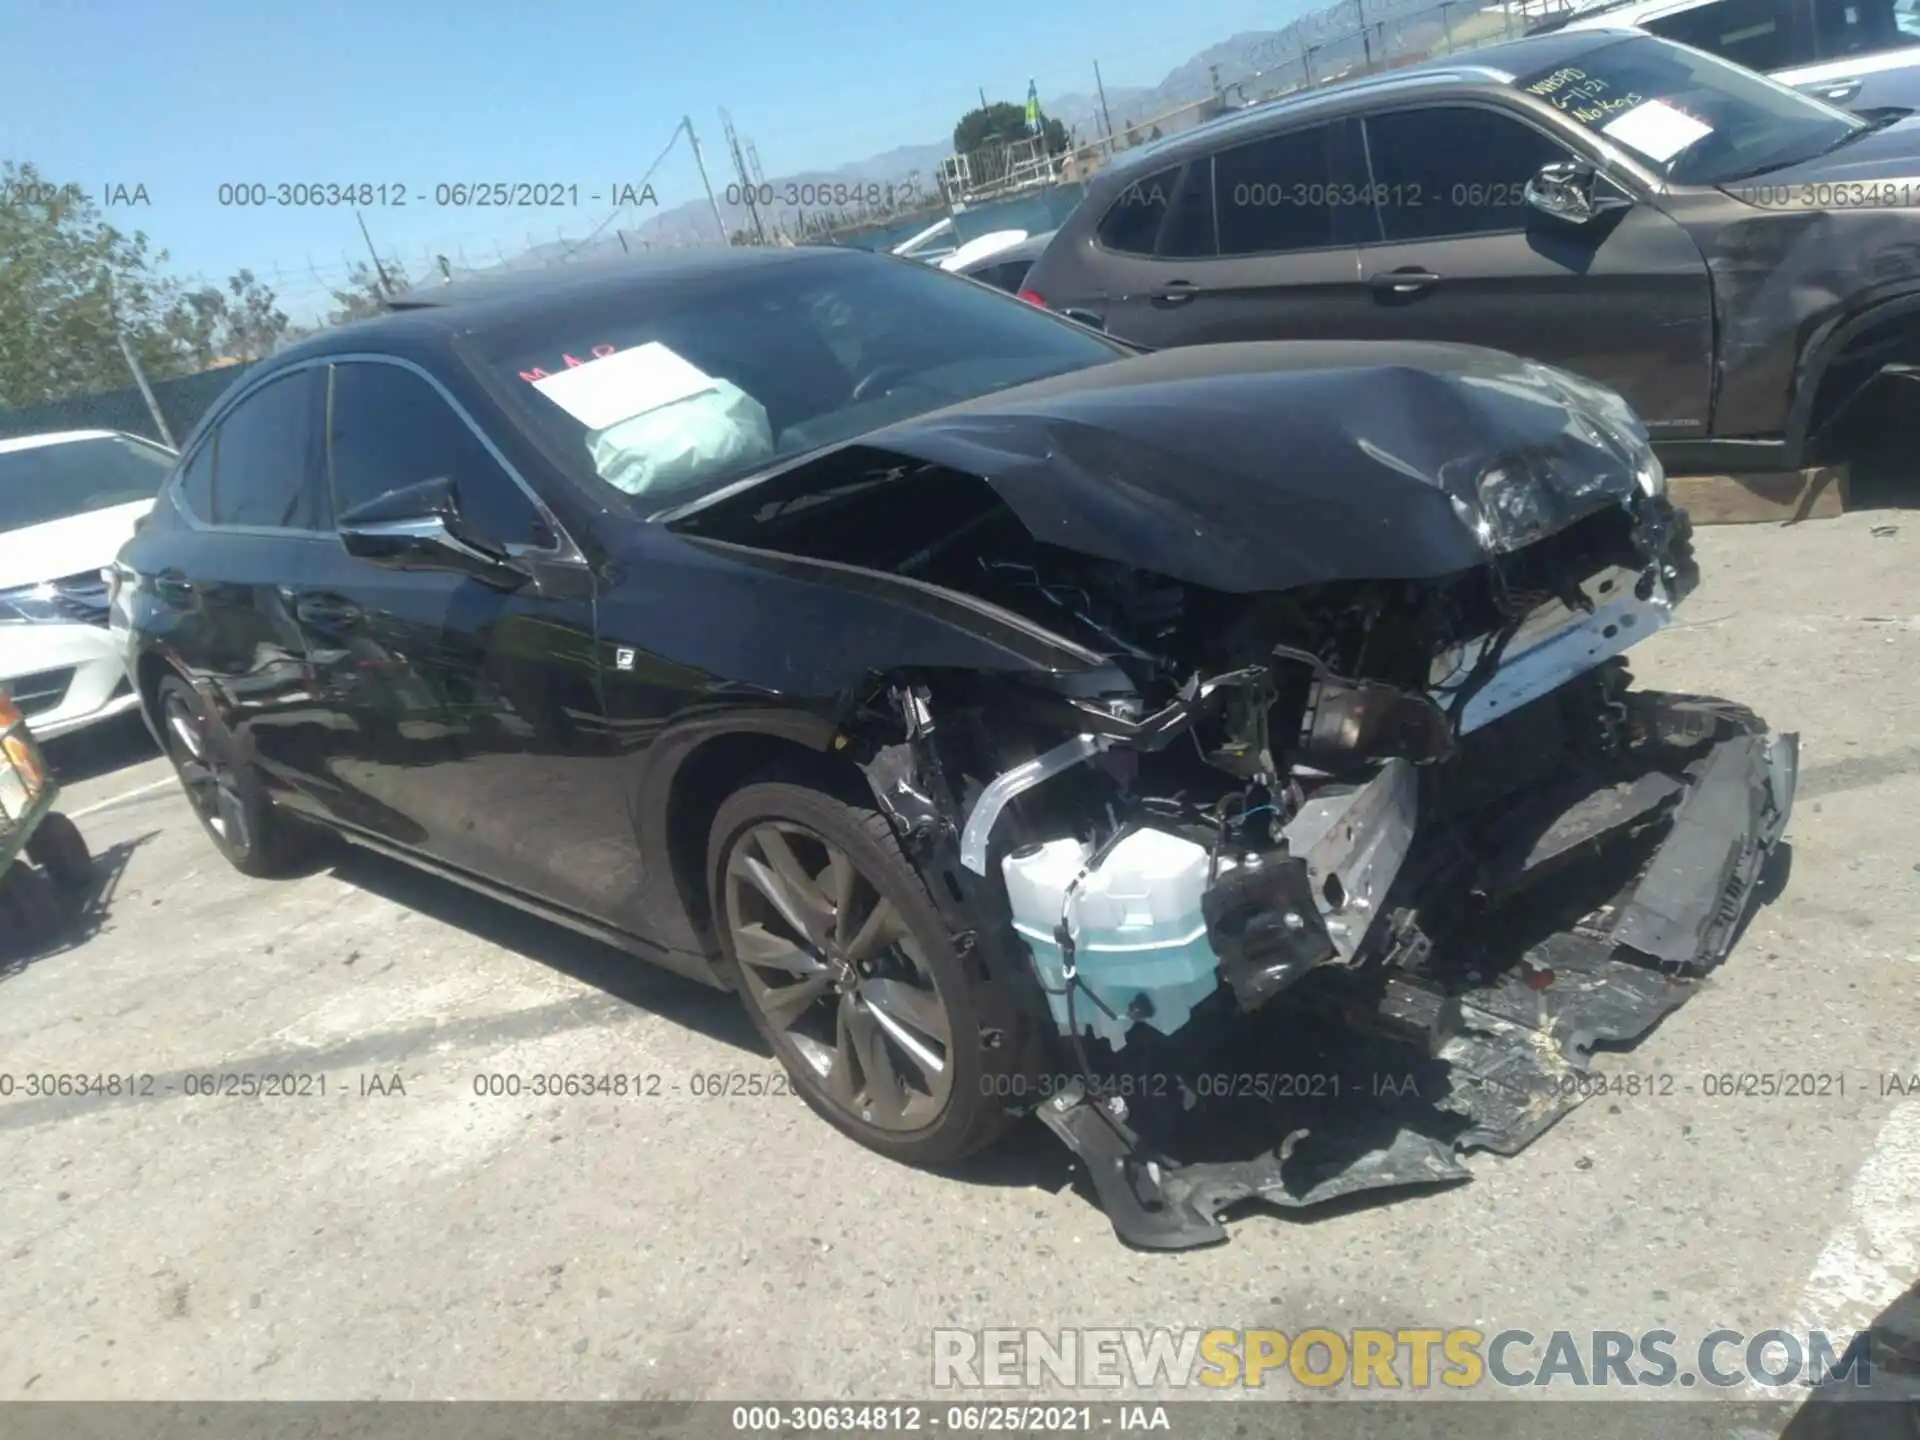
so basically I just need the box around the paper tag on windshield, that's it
[531,342,717,431]
[1601,99,1713,162]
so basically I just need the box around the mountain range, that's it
[488,0,1501,267]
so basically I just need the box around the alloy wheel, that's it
[163,690,252,856]
[723,821,954,1131]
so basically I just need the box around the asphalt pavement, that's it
[1,508,1915,1412]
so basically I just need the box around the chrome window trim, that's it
[165,360,334,538]
[166,351,583,562]
[320,352,580,561]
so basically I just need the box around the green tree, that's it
[0,160,292,407]
[953,102,1070,157]
[0,161,293,405]
[324,258,409,327]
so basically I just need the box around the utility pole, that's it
[1440,0,1454,51]
[719,108,766,245]
[353,209,395,295]
[1093,60,1115,142]
[100,270,175,447]
[682,116,732,247]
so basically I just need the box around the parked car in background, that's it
[1022,29,1920,479]
[112,246,1795,1246]
[954,229,1057,293]
[0,430,175,738]
[1537,0,1920,110]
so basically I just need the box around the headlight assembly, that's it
[0,583,67,625]
[1635,447,1668,498]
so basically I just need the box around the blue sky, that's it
[2,0,1301,321]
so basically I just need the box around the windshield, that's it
[1515,36,1866,184]
[0,433,175,532]
[479,253,1124,511]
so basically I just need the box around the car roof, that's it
[1097,29,1643,185]
[0,429,150,455]
[281,245,874,359]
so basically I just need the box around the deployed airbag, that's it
[589,379,775,498]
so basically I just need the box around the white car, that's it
[0,430,176,739]
[1543,0,1920,110]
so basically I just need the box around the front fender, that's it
[1785,287,1920,459]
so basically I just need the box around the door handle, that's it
[295,592,362,628]
[1149,281,1199,307]
[152,569,194,605]
[1368,268,1441,298]
[1812,80,1861,103]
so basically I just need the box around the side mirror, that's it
[1525,160,1632,225]
[338,476,529,590]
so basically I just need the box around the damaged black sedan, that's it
[113,247,1796,1248]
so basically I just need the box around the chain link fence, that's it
[0,362,251,449]
[944,0,1582,198]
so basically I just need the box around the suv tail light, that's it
[1016,286,1047,307]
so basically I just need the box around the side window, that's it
[1212,124,1341,256]
[208,369,324,530]
[1096,165,1182,255]
[1158,161,1218,258]
[326,361,551,549]
[1363,107,1571,244]
[1810,0,1909,56]
[1646,0,1810,69]
[174,441,214,523]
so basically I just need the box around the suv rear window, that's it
[1096,166,1181,255]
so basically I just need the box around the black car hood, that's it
[671,341,1656,595]
[1724,114,1920,189]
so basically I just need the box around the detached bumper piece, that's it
[1039,696,1797,1251]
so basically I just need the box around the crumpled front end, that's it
[670,354,1796,1249]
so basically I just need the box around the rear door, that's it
[152,367,336,807]
[1095,122,1375,347]
[1339,102,1715,437]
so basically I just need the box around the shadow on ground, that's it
[38,710,159,785]
[0,831,155,976]
[323,838,761,1056]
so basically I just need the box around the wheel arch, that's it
[1790,288,1920,464]
[638,709,878,957]
[133,645,186,747]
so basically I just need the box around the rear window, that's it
[1095,163,1217,258]
[1096,166,1183,254]
[0,434,174,533]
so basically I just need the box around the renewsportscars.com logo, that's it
[931,1327,1880,1392]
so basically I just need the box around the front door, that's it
[1337,103,1716,438]
[290,358,646,933]
[156,367,339,807]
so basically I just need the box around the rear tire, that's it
[27,813,93,891]
[707,774,1021,1166]
[156,673,308,878]
[0,863,62,954]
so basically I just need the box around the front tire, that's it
[156,673,307,877]
[708,775,1019,1166]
